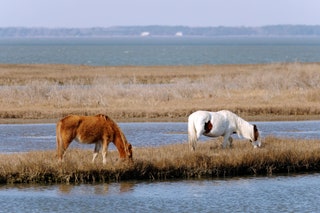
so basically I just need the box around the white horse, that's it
[188,110,261,151]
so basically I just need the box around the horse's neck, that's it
[114,129,128,157]
[110,120,126,146]
[235,116,252,139]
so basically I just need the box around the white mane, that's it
[235,114,254,140]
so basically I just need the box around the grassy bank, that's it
[0,63,319,123]
[1,137,320,184]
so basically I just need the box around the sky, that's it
[1,0,320,28]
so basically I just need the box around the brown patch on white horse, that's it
[204,120,213,133]
[56,114,133,164]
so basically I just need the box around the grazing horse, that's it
[56,114,133,164]
[188,110,261,151]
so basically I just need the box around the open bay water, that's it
[1,37,320,65]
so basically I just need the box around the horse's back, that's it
[77,115,112,137]
[57,115,106,134]
[216,110,237,118]
[216,110,239,126]
[57,114,112,143]
[189,110,235,124]
[57,115,82,131]
[58,114,109,128]
[188,110,211,122]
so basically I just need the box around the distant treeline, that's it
[1,25,320,38]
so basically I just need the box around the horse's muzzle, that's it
[252,140,262,148]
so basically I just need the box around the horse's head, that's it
[250,124,261,148]
[118,143,133,163]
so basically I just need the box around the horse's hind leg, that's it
[56,124,64,162]
[56,122,74,162]
[58,135,73,162]
[92,142,101,163]
[59,139,71,162]
[57,136,65,162]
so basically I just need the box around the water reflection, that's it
[57,182,135,195]
[1,174,320,212]
[0,121,319,153]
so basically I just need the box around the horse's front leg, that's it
[228,136,233,148]
[222,133,232,148]
[101,140,109,165]
[92,142,101,163]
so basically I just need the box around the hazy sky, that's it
[1,0,319,28]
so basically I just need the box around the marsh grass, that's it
[0,63,319,122]
[1,137,320,184]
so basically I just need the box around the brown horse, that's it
[56,114,132,164]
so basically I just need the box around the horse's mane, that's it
[96,114,129,149]
[233,112,254,139]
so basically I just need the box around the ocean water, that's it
[1,37,320,65]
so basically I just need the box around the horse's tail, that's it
[188,115,198,151]
[56,120,63,162]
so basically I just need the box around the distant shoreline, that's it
[1,25,320,38]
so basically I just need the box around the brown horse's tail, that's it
[56,120,63,161]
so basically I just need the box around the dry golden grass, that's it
[1,137,320,184]
[0,62,319,123]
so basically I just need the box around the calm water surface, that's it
[0,173,320,212]
[0,120,319,153]
[1,37,320,65]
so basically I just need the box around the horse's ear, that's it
[102,115,109,121]
[96,114,108,121]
